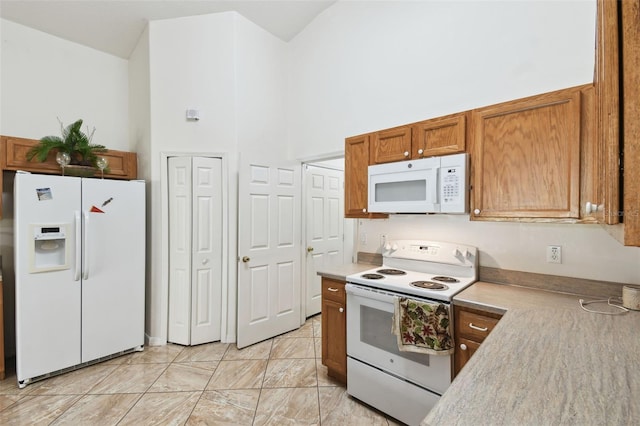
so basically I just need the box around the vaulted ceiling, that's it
[0,0,337,58]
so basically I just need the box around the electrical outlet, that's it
[547,245,562,264]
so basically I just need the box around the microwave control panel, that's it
[438,153,468,213]
[441,167,462,204]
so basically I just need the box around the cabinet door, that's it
[471,87,582,220]
[578,85,603,222]
[620,0,640,245]
[412,112,467,158]
[321,297,346,383]
[345,134,370,217]
[454,337,479,377]
[344,135,387,219]
[369,126,412,164]
[321,278,347,383]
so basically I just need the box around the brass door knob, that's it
[307,246,314,253]
[242,256,250,263]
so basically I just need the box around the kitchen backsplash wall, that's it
[357,215,640,285]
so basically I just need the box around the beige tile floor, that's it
[0,315,403,425]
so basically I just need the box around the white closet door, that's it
[190,156,223,344]
[168,156,222,345]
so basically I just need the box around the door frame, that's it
[160,151,230,343]
[300,152,356,323]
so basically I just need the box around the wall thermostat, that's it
[186,108,200,121]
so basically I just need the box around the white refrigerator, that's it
[14,172,145,387]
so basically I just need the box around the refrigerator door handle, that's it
[83,211,90,280]
[74,211,81,281]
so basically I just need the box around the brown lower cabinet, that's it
[0,275,4,380]
[321,277,347,384]
[453,305,502,377]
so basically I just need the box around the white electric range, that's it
[347,239,478,301]
[345,239,479,426]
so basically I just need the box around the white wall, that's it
[235,15,289,158]
[128,26,153,343]
[287,0,640,285]
[0,19,129,149]
[142,12,289,345]
[357,216,640,284]
[288,0,596,160]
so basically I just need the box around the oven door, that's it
[345,283,452,395]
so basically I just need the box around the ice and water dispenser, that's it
[30,224,70,273]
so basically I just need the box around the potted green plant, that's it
[26,118,107,168]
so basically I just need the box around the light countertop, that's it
[316,263,375,281]
[453,281,582,313]
[423,282,640,425]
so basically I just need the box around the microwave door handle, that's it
[432,168,441,207]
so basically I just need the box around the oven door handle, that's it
[346,283,397,303]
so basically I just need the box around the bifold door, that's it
[168,156,223,345]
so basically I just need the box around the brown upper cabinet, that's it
[594,0,640,246]
[412,112,467,158]
[344,134,387,218]
[345,134,371,217]
[369,125,413,164]
[342,0,639,246]
[369,112,467,165]
[0,135,138,218]
[346,113,467,218]
[470,86,585,220]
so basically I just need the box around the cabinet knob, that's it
[417,149,424,155]
[585,202,600,214]
[460,343,468,351]
[339,307,344,313]
[362,208,367,213]
[473,208,481,215]
[404,151,409,157]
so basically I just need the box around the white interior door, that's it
[304,164,344,317]
[168,156,222,345]
[237,159,302,348]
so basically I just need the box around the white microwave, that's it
[368,153,469,214]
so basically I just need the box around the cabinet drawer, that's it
[457,310,500,342]
[322,279,345,304]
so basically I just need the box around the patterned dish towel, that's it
[391,297,454,355]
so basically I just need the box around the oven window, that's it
[374,180,426,202]
[360,305,430,366]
